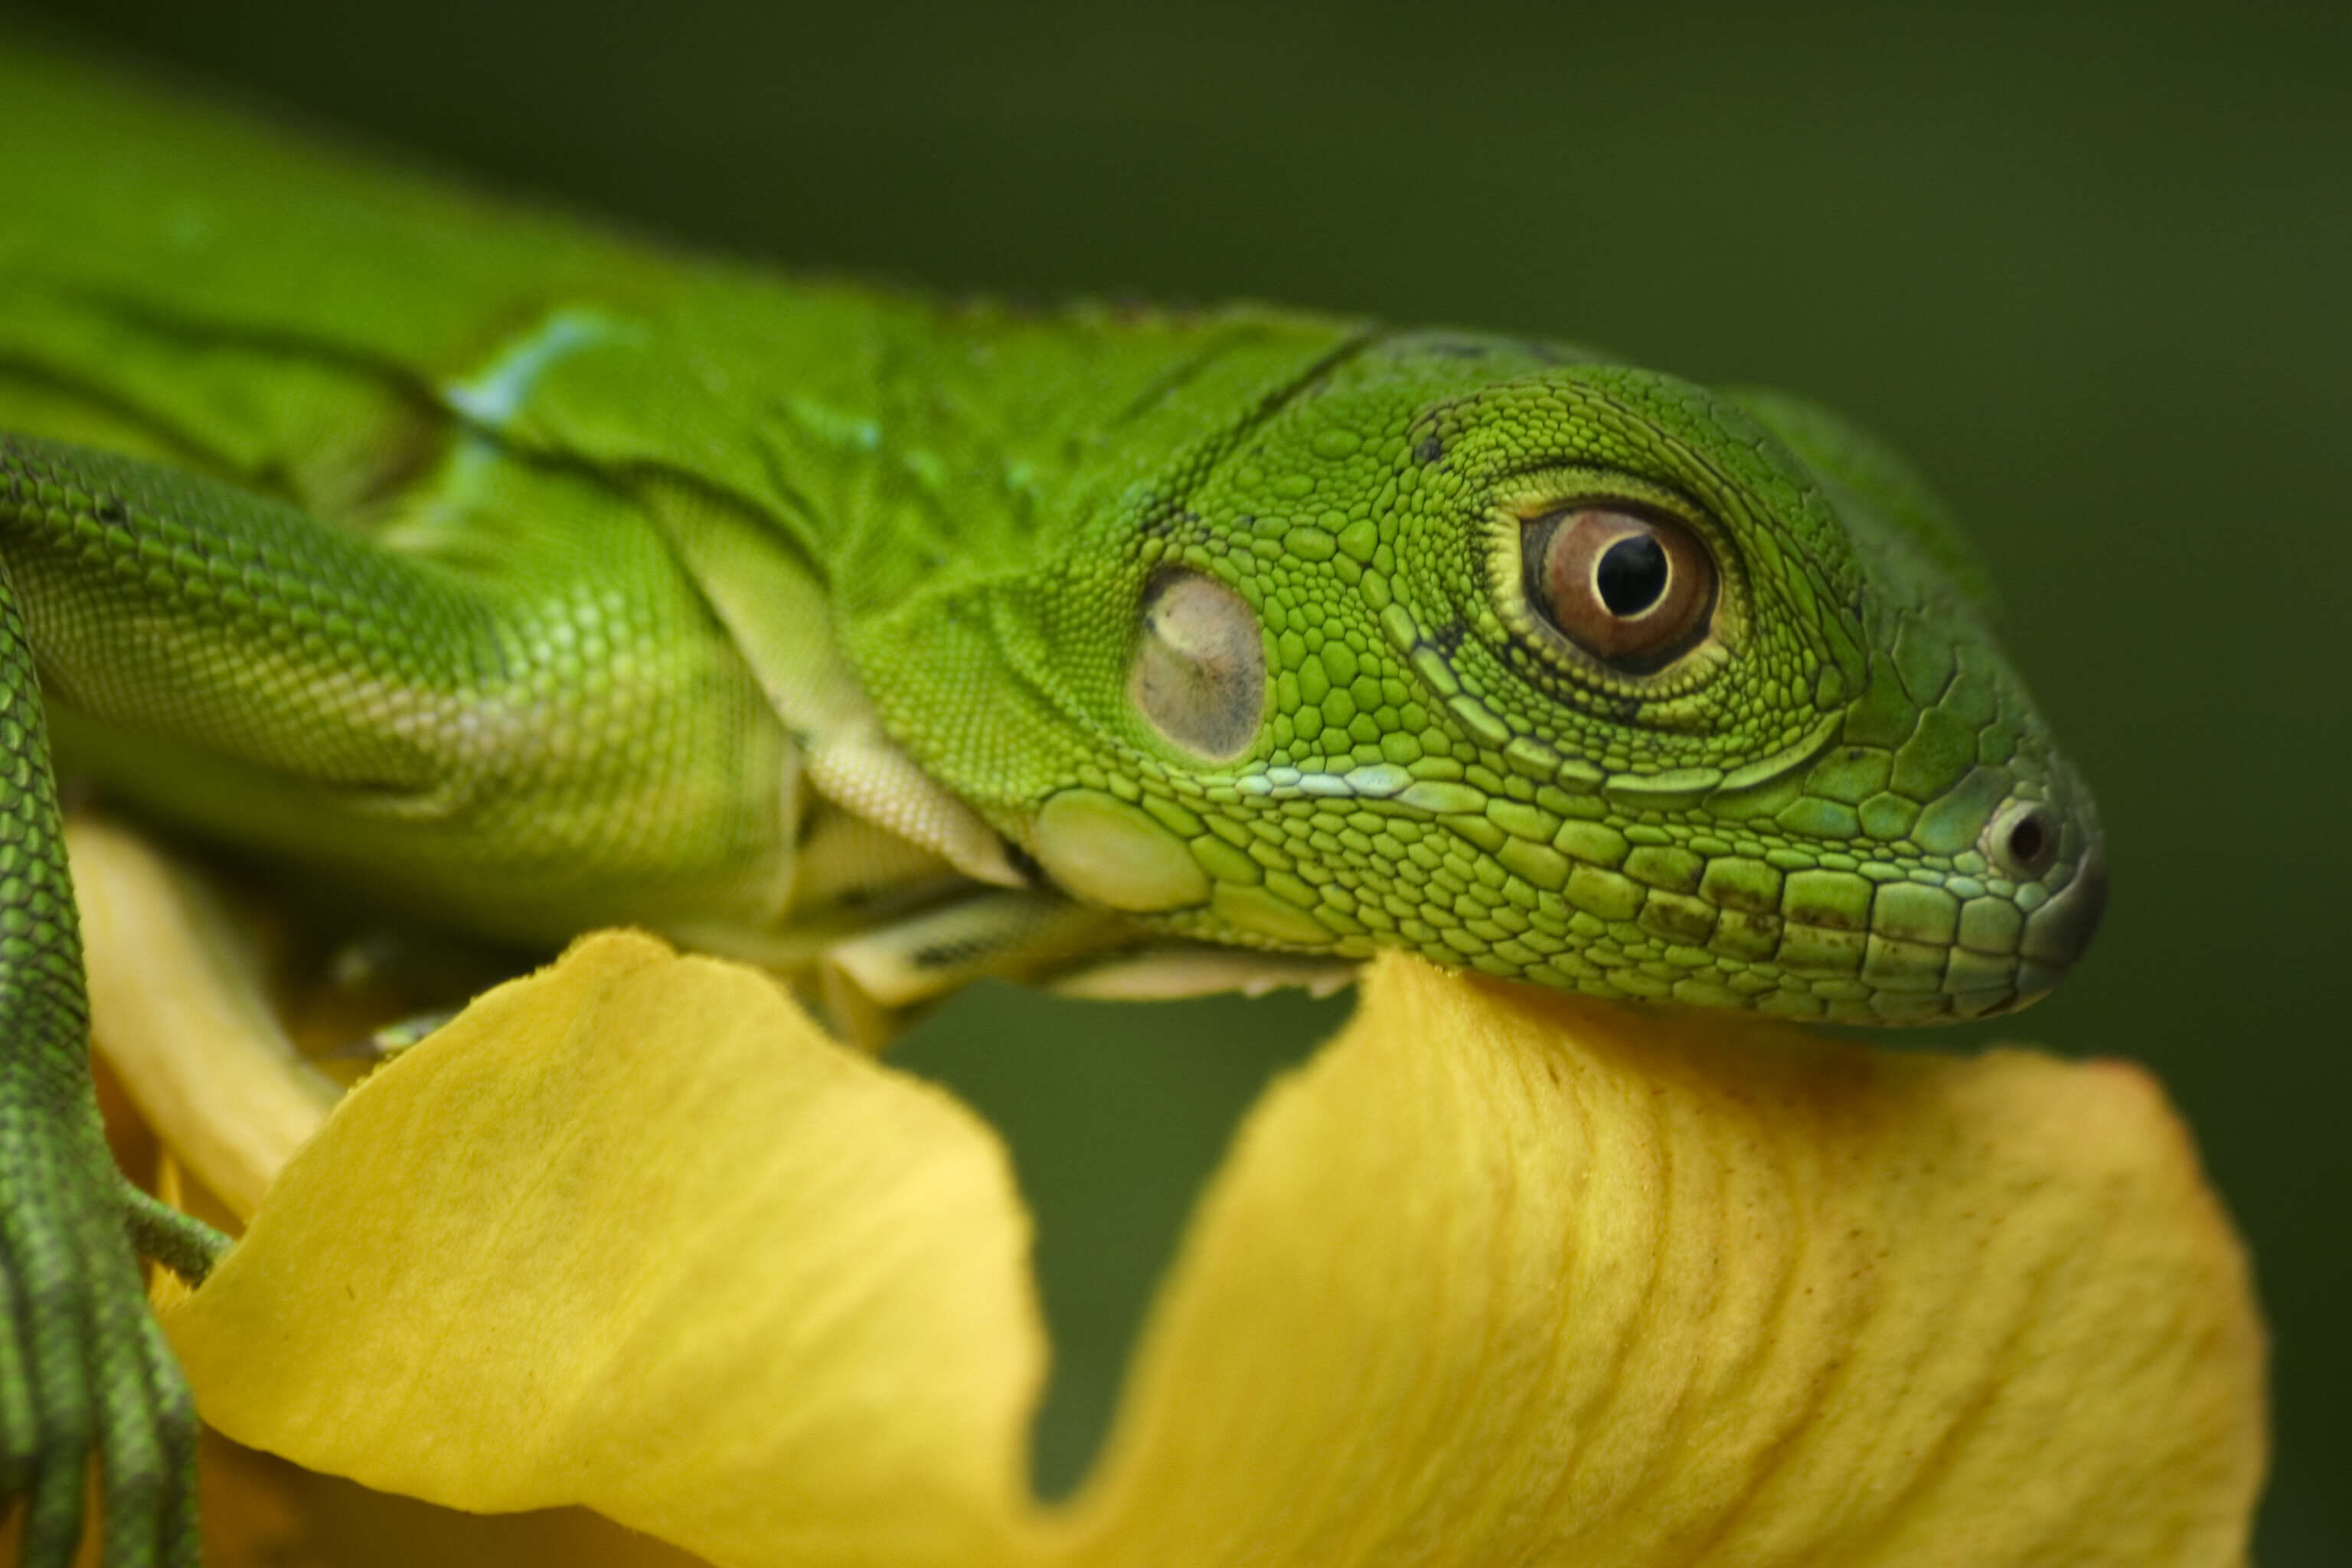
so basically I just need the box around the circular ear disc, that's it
[1127,568,1266,762]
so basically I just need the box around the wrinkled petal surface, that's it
[1057,956,2265,1567]
[70,816,338,1218]
[163,932,1047,1568]
[63,1429,712,1568]
[126,855,2264,1568]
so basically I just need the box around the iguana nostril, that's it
[1987,800,2060,880]
[2006,812,2049,871]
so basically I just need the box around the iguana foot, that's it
[2,1114,209,1567]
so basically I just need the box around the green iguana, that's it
[0,41,2104,1567]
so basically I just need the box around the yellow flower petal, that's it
[164,932,1048,1568]
[1054,953,2266,1567]
[70,815,338,1219]
[122,822,2261,1568]
[180,1429,713,1568]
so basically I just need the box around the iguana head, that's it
[888,331,2104,1024]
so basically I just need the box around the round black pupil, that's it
[1594,533,1670,616]
[2008,814,2048,865]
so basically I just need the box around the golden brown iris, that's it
[1524,506,1716,671]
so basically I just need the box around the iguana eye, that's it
[1522,506,1717,671]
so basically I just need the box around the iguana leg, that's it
[0,426,500,1565]
[0,430,501,1565]
[0,535,214,1567]
[0,430,795,945]
[0,426,797,1563]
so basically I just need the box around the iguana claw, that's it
[2,1120,206,1568]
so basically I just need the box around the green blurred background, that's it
[6,0,2344,1557]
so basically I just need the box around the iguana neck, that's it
[763,296,1370,614]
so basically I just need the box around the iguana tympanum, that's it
[0,41,2104,1566]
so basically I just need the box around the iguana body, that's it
[0,43,2103,1566]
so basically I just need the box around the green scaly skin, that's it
[0,41,2104,1566]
